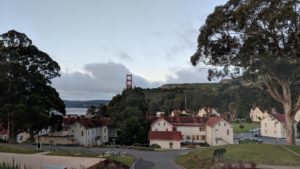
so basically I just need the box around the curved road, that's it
[2,143,189,169]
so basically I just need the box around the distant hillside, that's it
[64,100,110,108]
[107,78,280,119]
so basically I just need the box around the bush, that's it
[0,159,32,169]
[239,124,245,129]
[132,143,144,147]
[149,143,161,149]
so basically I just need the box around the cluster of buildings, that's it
[249,107,299,138]
[148,109,234,149]
[3,105,298,149]
[0,115,115,146]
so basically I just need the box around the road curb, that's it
[130,158,140,169]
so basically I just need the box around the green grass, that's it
[232,122,260,134]
[176,144,300,169]
[47,149,99,157]
[106,155,136,166]
[0,145,41,154]
[285,145,300,155]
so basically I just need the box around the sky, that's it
[0,0,228,100]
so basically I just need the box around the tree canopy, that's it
[0,30,65,137]
[191,0,300,144]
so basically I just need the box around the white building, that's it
[17,132,30,143]
[250,107,270,122]
[261,114,298,138]
[148,116,233,149]
[294,110,300,122]
[206,117,234,146]
[69,119,110,146]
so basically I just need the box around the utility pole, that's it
[184,97,187,110]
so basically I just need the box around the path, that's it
[0,152,102,169]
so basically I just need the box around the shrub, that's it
[132,143,144,147]
[0,159,32,169]
[149,143,161,149]
[239,124,245,129]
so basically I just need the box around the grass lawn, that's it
[0,144,41,154]
[47,149,99,157]
[176,144,300,169]
[106,155,136,166]
[232,122,260,134]
[285,145,300,155]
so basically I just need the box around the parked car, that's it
[251,136,263,143]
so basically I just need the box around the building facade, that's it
[261,114,298,138]
[148,116,234,149]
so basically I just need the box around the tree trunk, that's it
[282,92,295,145]
[264,77,296,145]
[284,103,296,145]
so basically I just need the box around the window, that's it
[227,129,230,135]
[199,127,202,131]
[169,142,173,148]
[219,123,221,126]
[215,129,218,131]
[274,130,277,134]
[104,136,106,140]
[202,136,206,140]
[104,127,107,133]
[81,131,84,136]
[173,127,177,131]
[166,128,168,131]
[20,136,23,141]
[216,138,218,144]
[164,122,166,126]
[158,123,160,126]
[224,123,226,127]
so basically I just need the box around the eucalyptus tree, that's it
[191,0,300,144]
[0,30,65,137]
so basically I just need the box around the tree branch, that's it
[263,75,285,103]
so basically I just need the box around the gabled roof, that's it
[206,117,222,127]
[73,118,112,129]
[148,131,182,140]
[0,129,8,135]
[150,116,208,126]
[273,114,285,123]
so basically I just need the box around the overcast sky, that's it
[0,0,227,100]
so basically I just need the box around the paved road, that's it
[0,151,101,169]
[1,143,190,169]
[234,132,300,145]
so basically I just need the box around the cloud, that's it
[165,65,218,84]
[52,62,159,100]
[166,26,198,57]
[117,50,132,61]
[52,62,216,100]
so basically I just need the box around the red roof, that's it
[148,131,182,140]
[206,117,222,127]
[0,129,8,135]
[273,114,285,123]
[151,116,208,126]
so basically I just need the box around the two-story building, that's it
[261,114,298,138]
[69,118,110,146]
[148,116,233,149]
